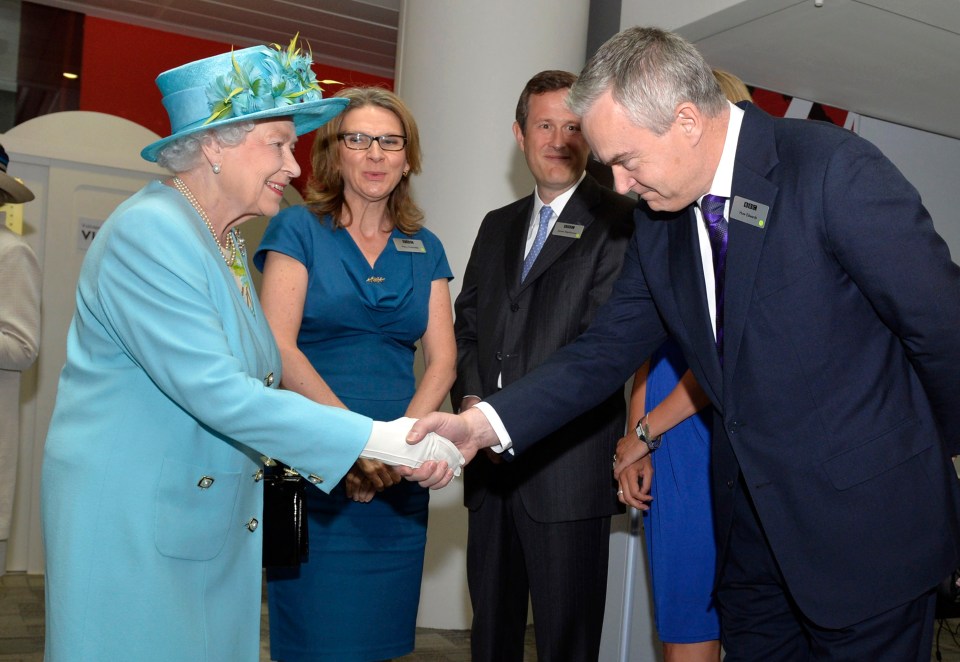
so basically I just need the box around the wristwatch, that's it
[635,414,663,453]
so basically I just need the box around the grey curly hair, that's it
[156,122,257,172]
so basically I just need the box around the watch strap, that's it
[635,414,663,452]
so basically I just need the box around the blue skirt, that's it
[266,396,429,661]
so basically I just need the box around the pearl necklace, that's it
[172,176,237,267]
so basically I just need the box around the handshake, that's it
[361,417,465,488]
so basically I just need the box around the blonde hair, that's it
[305,87,423,235]
[712,68,753,104]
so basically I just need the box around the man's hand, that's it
[459,395,481,412]
[407,407,501,466]
[458,399,503,462]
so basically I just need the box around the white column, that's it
[395,0,592,631]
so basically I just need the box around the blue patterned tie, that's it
[522,205,553,282]
[702,194,728,361]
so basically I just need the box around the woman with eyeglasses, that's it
[255,86,456,662]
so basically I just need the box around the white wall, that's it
[395,0,593,631]
[620,0,738,30]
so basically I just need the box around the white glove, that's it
[362,417,464,477]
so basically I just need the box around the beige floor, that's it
[0,572,535,661]
[2,572,957,661]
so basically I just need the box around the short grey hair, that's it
[568,26,726,135]
[156,121,257,172]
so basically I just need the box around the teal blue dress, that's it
[254,206,452,661]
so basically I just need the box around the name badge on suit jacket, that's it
[393,237,426,253]
[552,222,584,239]
[730,196,770,228]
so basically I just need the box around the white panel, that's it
[688,0,960,140]
[2,111,163,573]
[620,0,748,31]
[862,0,960,34]
[618,0,960,141]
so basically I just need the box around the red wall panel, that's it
[78,16,394,192]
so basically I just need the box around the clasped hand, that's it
[362,417,465,489]
[345,459,401,503]
[613,432,654,511]
[400,408,501,488]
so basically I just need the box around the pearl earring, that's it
[212,163,221,175]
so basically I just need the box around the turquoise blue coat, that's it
[41,181,371,661]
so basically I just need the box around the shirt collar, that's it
[535,170,586,219]
[699,101,744,207]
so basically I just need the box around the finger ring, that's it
[617,489,624,496]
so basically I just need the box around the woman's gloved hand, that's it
[362,417,464,476]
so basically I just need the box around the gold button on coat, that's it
[197,476,215,489]
[246,518,259,532]
[264,372,274,387]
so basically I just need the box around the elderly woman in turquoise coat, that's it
[40,38,461,662]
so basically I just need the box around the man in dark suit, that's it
[452,70,634,662]
[411,27,960,660]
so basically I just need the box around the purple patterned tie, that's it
[702,194,728,361]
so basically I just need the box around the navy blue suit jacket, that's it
[485,103,960,628]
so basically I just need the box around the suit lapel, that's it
[519,175,599,292]
[722,106,779,390]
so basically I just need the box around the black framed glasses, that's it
[338,132,408,151]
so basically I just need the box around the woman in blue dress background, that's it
[616,343,719,662]
[255,87,456,661]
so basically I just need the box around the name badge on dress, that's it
[393,237,426,253]
[552,222,584,239]
[730,196,770,229]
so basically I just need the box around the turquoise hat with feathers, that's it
[141,35,347,162]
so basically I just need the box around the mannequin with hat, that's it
[0,144,40,575]
[40,38,462,661]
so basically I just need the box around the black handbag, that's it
[261,460,309,568]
